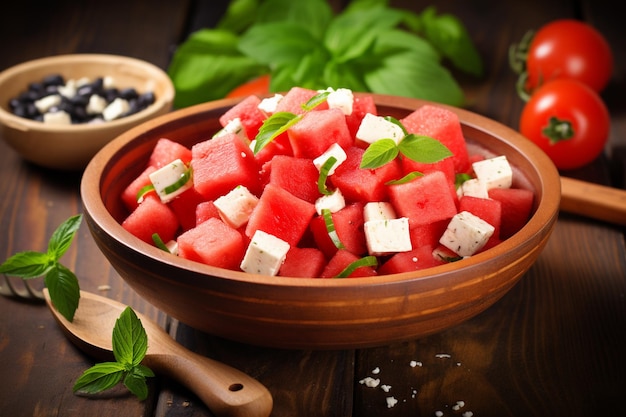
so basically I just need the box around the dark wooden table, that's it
[1,1,625,416]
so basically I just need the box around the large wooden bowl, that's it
[81,94,560,349]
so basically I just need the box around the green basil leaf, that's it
[302,91,330,111]
[152,233,170,253]
[44,264,80,322]
[322,209,345,250]
[318,156,337,195]
[47,214,83,261]
[216,0,261,34]
[386,171,424,185]
[0,251,54,278]
[336,256,378,278]
[136,184,155,203]
[73,363,125,394]
[398,134,453,163]
[256,0,333,40]
[134,364,156,378]
[124,371,150,401]
[163,166,193,195]
[383,116,408,136]
[112,307,149,367]
[322,60,369,93]
[455,172,473,189]
[254,112,300,154]
[360,139,399,169]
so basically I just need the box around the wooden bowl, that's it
[0,54,174,170]
[81,94,560,349]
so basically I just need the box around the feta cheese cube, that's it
[439,211,495,257]
[258,94,284,115]
[313,143,347,175]
[57,79,77,98]
[472,155,513,190]
[458,178,489,199]
[87,94,107,114]
[103,97,130,121]
[35,94,61,113]
[356,113,405,145]
[315,188,346,215]
[363,202,397,222]
[364,217,412,255]
[43,110,71,125]
[213,185,259,228]
[240,230,290,276]
[149,158,193,203]
[215,117,248,142]
[326,87,354,115]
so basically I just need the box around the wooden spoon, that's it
[560,177,626,226]
[43,289,273,417]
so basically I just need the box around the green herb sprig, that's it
[0,214,82,321]
[73,306,155,400]
[360,133,453,170]
[168,0,483,108]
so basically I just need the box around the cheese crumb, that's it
[358,377,380,388]
[385,396,398,408]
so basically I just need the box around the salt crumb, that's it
[435,411,444,417]
[386,396,398,408]
[411,389,418,398]
[97,284,111,291]
[462,412,474,417]
[371,367,380,374]
[409,360,423,367]
[359,377,380,388]
[456,362,462,366]
[435,353,451,359]
[381,384,391,392]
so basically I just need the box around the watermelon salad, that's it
[120,86,534,278]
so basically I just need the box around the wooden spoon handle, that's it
[145,346,272,417]
[560,176,626,226]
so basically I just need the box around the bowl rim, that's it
[0,53,175,132]
[81,94,561,289]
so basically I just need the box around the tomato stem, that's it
[542,116,575,144]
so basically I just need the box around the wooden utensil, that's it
[43,289,273,417]
[560,177,626,226]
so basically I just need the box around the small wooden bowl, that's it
[81,95,560,349]
[0,54,174,170]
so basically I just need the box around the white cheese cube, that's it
[325,87,353,115]
[103,97,130,121]
[215,117,249,142]
[35,94,61,113]
[149,158,193,203]
[103,76,115,89]
[165,240,179,256]
[240,230,290,276]
[364,217,412,255]
[213,185,259,228]
[363,202,397,222]
[258,94,284,115]
[458,178,489,199]
[57,79,77,98]
[439,211,495,257]
[356,113,405,145]
[472,155,513,190]
[75,77,91,87]
[43,110,71,125]
[87,94,107,114]
[313,143,347,175]
[315,188,346,215]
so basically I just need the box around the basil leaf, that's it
[254,112,300,154]
[318,156,337,195]
[336,256,378,278]
[216,0,261,34]
[360,139,399,169]
[47,214,83,260]
[0,251,54,278]
[322,209,345,250]
[398,134,453,163]
[386,171,424,185]
[112,307,149,367]
[152,233,170,253]
[44,264,80,322]
[124,371,150,401]
[73,363,125,394]
[302,91,330,111]
[256,0,333,40]
[383,116,408,136]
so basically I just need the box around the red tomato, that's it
[519,79,610,170]
[226,75,271,98]
[525,19,613,93]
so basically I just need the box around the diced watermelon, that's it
[148,138,192,169]
[219,95,266,139]
[310,202,367,258]
[121,165,157,212]
[279,246,326,278]
[287,108,353,159]
[409,219,449,249]
[177,217,245,270]
[168,187,206,231]
[346,94,377,139]
[378,245,445,275]
[388,171,458,228]
[191,133,261,200]
[121,194,180,245]
[267,155,321,203]
[458,195,502,248]
[320,249,377,278]
[252,132,293,165]
[401,104,471,173]
[401,155,458,207]
[245,183,316,246]
[330,146,401,203]
[195,200,221,225]
[275,87,328,115]
[488,188,534,239]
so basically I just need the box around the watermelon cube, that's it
[195,200,221,225]
[320,249,377,278]
[287,108,353,159]
[219,95,266,140]
[488,188,534,239]
[148,138,192,169]
[279,246,326,278]
[245,183,316,246]
[121,194,180,245]
[401,104,471,173]
[409,219,449,249]
[121,165,157,212]
[378,244,445,275]
[346,94,377,139]
[388,171,458,229]
[310,202,367,258]
[267,155,321,203]
[177,217,245,270]
[275,87,328,115]
[168,187,207,232]
[191,133,261,200]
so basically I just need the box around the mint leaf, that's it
[253,111,300,154]
[112,307,149,367]
[398,134,453,163]
[360,139,399,169]
[44,264,80,321]
[302,91,330,111]
[48,213,82,260]
[124,369,151,401]
[0,251,54,278]
[73,362,125,394]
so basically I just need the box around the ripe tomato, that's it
[519,79,610,170]
[525,19,613,93]
[226,75,271,98]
